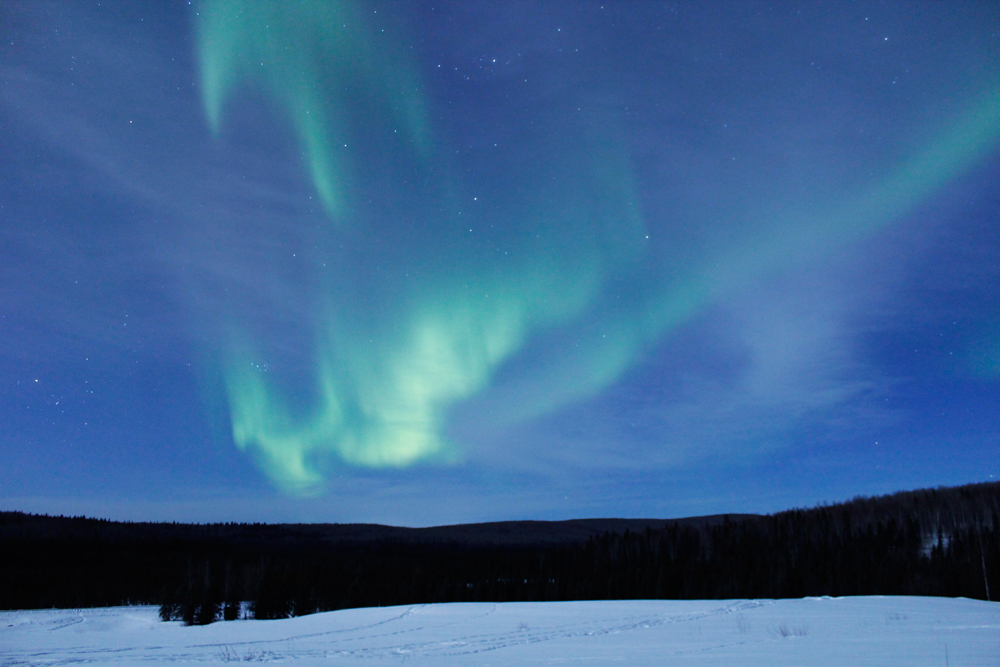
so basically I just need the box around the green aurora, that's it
[197,1,1000,495]
[197,0,430,220]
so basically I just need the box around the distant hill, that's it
[1,482,996,621]
[0,511,759,547]
[251,514,763,546]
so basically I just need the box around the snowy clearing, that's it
[2,596,997,666]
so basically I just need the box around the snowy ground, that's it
[2,597,997,666]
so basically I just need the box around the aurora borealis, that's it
[2,1,999,523]
[199,0,659,494]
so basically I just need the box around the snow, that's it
[2,597,997,666]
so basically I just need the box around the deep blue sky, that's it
[2,1,998,525]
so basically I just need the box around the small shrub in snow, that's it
[773,623,808,638]
[219,646,277,662]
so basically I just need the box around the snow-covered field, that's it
[2,597,997,666]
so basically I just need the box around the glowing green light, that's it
[196,0,429,219]
[197,0,1000,495]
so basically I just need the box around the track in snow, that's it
[2,596,996,666]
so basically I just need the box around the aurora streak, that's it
[196,1,1000,496]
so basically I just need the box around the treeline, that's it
[1,481,997,623]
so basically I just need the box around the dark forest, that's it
[2,482,996,625]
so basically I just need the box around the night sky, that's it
[2,1,998,525]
